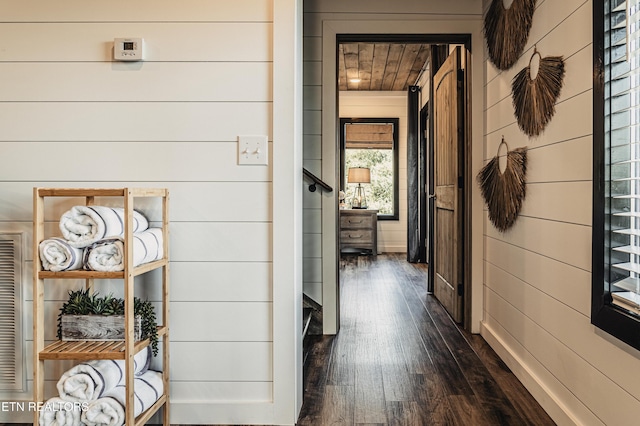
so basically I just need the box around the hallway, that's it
[297,254,555,425]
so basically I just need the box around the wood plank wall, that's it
[482,0,640,424]
[339,92,408,253]
[0,0,276,423]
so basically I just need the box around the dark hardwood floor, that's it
[297,253,555,426]
[4,254,554,426]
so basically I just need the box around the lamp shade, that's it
[347,167,371,184]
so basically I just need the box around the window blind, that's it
[607,0,640,298]
[345,123,394,149]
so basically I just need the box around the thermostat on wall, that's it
[114,38,144,61]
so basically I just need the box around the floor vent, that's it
[0,233,24,391]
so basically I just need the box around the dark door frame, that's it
[335,33,473,329]
[420,102,429,276]
[320,19,484,334]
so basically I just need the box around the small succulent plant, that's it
[57,288,158,356]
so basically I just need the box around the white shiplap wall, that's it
[482,0,640,424]
[0,1,302,424]
[302,22,323,304]
[339,91,408,253]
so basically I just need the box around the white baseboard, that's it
[0,401,288,425]
[480,321,578,426]
[170,401,280,425]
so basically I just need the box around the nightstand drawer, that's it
[340,213,374,229]
[340,229,373,245]
[339,209,378,256]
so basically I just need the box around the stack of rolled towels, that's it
[39,206,163,272]
[39,347,164,426]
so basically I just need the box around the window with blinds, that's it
[593,0,640,350]
[605,0,640,311]
[345,123,394,150]
[339,118,400,220]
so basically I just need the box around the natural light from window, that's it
[341,119,399,219]
[607,0,640,313]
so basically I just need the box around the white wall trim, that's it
[171,401,276,425]
[272,0,303,423]
[321,21,340,335]
[321,18,485,335]
[480,321,578,426]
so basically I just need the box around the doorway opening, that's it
[335,34,473,330]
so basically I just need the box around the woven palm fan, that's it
[484,0,536,70]
[477,138,528,232]
[512,48,565,137]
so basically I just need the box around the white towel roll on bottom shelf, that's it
[81,370,164,426]
[38,396,84,426]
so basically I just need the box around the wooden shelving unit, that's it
[32,187,170,426]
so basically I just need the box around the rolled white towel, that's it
[57,347,151,402]
[39,237,84,271]
[81,397,124,426]
[83,228,164,272]
[82,371,164,426]
[60,206,149,248]
[38,396,85,426]
[103,370,164,418]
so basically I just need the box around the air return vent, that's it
[0,233,24,391]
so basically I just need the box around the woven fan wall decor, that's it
[511,48,565,137]
[484,0,536,70]
[477,138,528,232]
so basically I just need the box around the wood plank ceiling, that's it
[338,42,431,91]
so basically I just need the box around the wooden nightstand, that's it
[340,209,378,256]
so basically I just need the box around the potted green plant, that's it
[57,288,159,356]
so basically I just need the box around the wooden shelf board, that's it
[39,270,125,279]
[157,325,168,338]
[135,394,167,426]
[134,258,169,275]
[40,340,128,360]
[38,258,168,279]
[38,327,166,360]
[36,187,168,198]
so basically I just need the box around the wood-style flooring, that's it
[297,253,555,426]
[5,254,554,426]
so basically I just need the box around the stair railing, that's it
[303,168,333,193]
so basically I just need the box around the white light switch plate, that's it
[238,135,268,165]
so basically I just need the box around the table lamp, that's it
[348,167,370,209]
